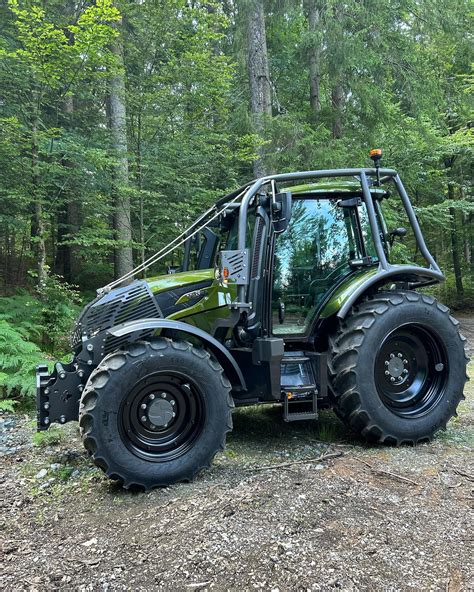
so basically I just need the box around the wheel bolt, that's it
[385,371,390,376]
[403,359,408,365]
[172,412,176,418]
[141,415,147,422]
[149,394,155,400]
[385,361,389,366]
[390,353,395,359]
[140,403,147,410]
[397,353,403,358]
[403,369,409,375]
[161,393,166,399]
[170,400,176,406]
[390,377,396,382]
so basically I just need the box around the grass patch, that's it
[32,426,66,447]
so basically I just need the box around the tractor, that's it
[36,151,469,489]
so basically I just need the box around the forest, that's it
[0,0,472,409]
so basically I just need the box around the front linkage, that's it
[36,335,101,430]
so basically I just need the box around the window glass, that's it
[272,198,375,335]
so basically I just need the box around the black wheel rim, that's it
[374,324,448,418]
[120,372,205,462]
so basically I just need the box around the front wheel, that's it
[329,291,469,445]
[79,338,233,489]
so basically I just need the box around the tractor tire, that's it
[329,290,469,445]
[79,338,233,490]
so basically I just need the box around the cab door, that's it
[271,197,373,337]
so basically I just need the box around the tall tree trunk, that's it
[31,96,47,287]
[305,0,322,115]
[136,111,145,273]
[56,94,81,283]
[108,18,133,279]
[329,5,344,139]
[448,181,464,297]
[246,0,272,178]
[331,82,344,139]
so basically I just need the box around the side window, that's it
[272,199,364,335]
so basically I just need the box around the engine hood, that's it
[146,268,215,295]
[147,269,217,320]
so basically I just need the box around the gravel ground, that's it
[0,315,473,592]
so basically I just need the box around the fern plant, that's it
[0,275,82,356]
[0,319,45,409]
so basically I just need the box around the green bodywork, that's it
[148,268,215,295]
[147,269,237,334]
[318,267,379,318]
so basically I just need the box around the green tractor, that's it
[37,152,468,489]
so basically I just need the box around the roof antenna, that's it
[370,148,382,186]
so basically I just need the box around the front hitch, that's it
[36,361,91,430]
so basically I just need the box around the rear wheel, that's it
[79,338,233,489]
[329,291,469,444]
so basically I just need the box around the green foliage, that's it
[32,426,65,447]
[0,276,81,355]
[0,319,45,407]
[36,274,82,354]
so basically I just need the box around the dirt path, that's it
[1,317,473,592]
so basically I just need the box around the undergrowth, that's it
[0,275,81,410]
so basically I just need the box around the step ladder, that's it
[281,352,318,421]
[283,389,318,421]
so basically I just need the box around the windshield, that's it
[272,197,377,335]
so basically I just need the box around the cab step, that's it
[283,389,318,421]
[281,352,320,422]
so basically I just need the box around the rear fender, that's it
[107,318,247,391]
[320,265,444,320]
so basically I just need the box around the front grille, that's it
[71,281,161,348]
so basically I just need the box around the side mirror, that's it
[272,192,292,233]
[388,227,407,246]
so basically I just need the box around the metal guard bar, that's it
[235,167,441,310]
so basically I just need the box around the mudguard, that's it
[108,318,247,391]
[320,265,444,320]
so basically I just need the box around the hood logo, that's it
[177,289,205,303]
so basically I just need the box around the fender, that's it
[107,318,247,391]
[334,265,444,319]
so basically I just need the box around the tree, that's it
[108,17,133,279]
[246,0,272,177]
[304,0,323,116]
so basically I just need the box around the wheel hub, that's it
[385,352,410,384]
[146,395,175,428]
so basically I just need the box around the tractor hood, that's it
[70,269,218,351]
[146,269,217,319]
[147,268,215,296]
